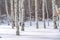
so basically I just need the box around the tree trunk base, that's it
[54,25,57,29]
[48,21,49,26]
[30,23,32,26]
[36,22,39,29]
[16,26,20,35]
[54,22,57,29]
[44,21,46,29]
[44,24,46,29]
[12,21,15,29]
[0,37,2,38]
[21,23,24,31]
[16,31,20,35]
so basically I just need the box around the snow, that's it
[0,21,60,40]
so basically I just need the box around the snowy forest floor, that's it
[0,21,60,40]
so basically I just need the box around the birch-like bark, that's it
[55,5,59,26]
[10,0,15,29]
[5,0,10,25]
[14,0,19,35]
[13,0,15,27]
[28,0,32,26]
[19,0,22,26]
[59,9,60,26]
[21,0,25,31]
[45,0,49,26]
[52,0,57,29]
[35,0,39,29]
[42,0,46,28]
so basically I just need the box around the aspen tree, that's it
[35,0,39,29]
[21,0,25,31]
[10,0,15,29]
[52,0,57,29]
[28,0,32,26]
[19,0,22,26]
[45,0,49,26]
[5,0,10,25]
[14,0,20,35]
[55,5,59,26]
[42,0,46,28]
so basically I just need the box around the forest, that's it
[0,0,60,37]
[0,0,60,20]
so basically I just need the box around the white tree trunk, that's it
[13,0,15,27]
[10,0,15,29]
[5,0,10,25]
[52,0,57,29]
[14,0,19,35]
[45,0,49,26]
[21,0,25,31]
[19,0,22,26]
[55,5,59,26]
[35,0,38,29]
[42,0,46,28]
[28,0,32,26]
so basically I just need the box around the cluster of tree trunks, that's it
[0,0,59,35]
[5,0,25,35]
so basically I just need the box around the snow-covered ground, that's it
[0,21,60,40]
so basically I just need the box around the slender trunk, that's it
[45,0,49,26]
[10,0,15,29]
[13,0,15,27]
[28,0,32,26]
[35,0,39,29]
[55,5,59,26]
[0,7,1,24]
[42,0,46,29]
[59,12,60,26]
[52,0,57,29]
[0,1,1,15]
[21,0,25,31]
[19,0,22,26]
[14,0,19,35]
[0,6,1,16]
[5,0,10,25]
[57,16,59,26]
